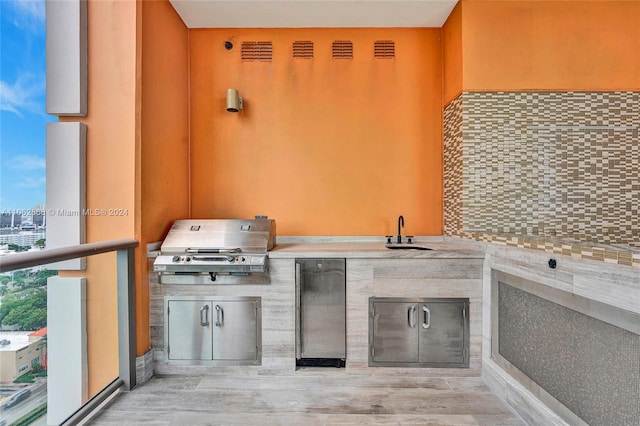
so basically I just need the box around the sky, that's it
[0,0,54,212]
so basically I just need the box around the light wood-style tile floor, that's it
[88,373,525,425]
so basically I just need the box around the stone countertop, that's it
[268,239,484,259]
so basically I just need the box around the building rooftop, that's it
[0,331,44,352]
[28,328,47,338]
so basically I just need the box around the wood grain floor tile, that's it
[89,374,524,425]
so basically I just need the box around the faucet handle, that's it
[385,236,393,244]
[406,236,414,244]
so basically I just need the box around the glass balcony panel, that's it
[0,265,53,425]
[0,242,134,425]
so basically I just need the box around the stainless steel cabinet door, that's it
[418,300,467,366]
[297,259,346,359]
[211,300,258,361]
[167,300,213,360]
[371,301,419,363]
[369,297,469,367]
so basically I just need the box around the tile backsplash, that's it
[444,91,639,267]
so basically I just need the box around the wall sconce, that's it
[226,88,243,112]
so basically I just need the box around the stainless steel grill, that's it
[154,219,276,284]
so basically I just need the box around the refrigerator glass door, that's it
[297,259,346,359]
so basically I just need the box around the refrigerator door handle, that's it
[295,262,302,358]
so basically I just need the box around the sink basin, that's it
[385,243,432,250]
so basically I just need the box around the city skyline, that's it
[1,0,54,211]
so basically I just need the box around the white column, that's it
[47,277,88,425]
[46,122,86,270]
[46,0,87,116]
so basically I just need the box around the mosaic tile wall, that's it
[444,92,640,268]
[443,95,463,236]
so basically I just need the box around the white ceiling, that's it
[169,0,458,28]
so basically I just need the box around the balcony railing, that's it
[0,238,138,425]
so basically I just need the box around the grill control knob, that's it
[172,256,180,263]
[227,255,235,263]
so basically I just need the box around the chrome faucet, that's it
[397,215,404,243]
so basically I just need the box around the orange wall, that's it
[63,0,640,398]
[442,2,463,104]
[139,0,190,355]
[189,29,443,236]
[61,0,189,394]
[60,0,139,397]
[461,0,640,91]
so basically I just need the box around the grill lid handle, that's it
[185,248,241,254]
[192,256,229,262]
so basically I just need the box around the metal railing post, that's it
[117,247,137,391]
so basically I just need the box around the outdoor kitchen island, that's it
[149,238,485,377]
[96,235,638,426]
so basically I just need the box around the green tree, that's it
[13,270,28,280]
[10,270,28,287]
[34,269,57,285]
[35,238,46,248]
[0,289,47,330]
[0,285,8,296]
[7,244,31,252]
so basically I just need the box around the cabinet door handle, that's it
[408,305,416,328]
[199,305,209,327]
[422,305,431,329]
[215,304,223,327]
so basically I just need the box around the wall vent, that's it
[332,41,353,59]
[374,40,395,59]
[293,41,313,59]
[241,41,273,61]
